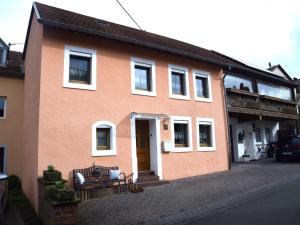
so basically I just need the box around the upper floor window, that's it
[92,121,117,156]
[64,45,97,90]
[0,97,6,119]
[0,49,3,66]
[254,127,262,143]
[171,116,192,152]
[196,118,216,151]
[193,70,212,102]
[131,57,156,96]
[257,81,292,101]
[225,74,253,92]
[168,65,190,100]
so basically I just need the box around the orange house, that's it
[19,2,233,208]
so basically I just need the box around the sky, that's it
[1,0,300,77]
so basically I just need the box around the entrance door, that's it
[136,120,150,171]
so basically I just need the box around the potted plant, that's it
[43,165,62,182]
[49,180,75,202]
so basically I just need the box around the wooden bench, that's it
[73,165,126,199]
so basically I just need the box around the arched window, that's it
[92,121,116,156]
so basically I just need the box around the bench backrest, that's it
[73,165,119,188]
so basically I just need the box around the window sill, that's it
[63,83,96,91]
[194,97,213,102]
[169,94,190,101]
[92,149,117,156]
[132,90,157,97]
[197,147,216,152]
[172,147,193,153]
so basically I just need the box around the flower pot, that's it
[51,188,75,201]
[43,170,62,182]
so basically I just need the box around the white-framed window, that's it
[265,128,272,143]
[193,70,212,102]
[131,57,156,96]
[196,118,216,151]
[0,97,7,119]
[92,121,117,156]
[63,45,97,90]
[168,65,190,100]
[171,116,192,152]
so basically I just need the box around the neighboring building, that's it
[215,54,298,162]
[267,64,293,81]
[0,45,24,175]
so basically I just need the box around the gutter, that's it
[222,66,232,169]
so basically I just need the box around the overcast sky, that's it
[1,0,300,77]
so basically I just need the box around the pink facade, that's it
[20,6,229,209]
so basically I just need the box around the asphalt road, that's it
[181,176,300,225]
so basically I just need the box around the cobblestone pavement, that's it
[77,160,300,225]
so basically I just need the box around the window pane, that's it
[0,50,3,65]
[254,128,262,142]
[224,75,253,92]
[174,123,188,147]
[199,124,212,147]
[69,55,91,84]
[196,76,208,98]
[257,81,292,101]
[135,65,151,91]
[265,128,271,143]
[96,128,110,150]
[172,72,185,95]
[0,97,5,118]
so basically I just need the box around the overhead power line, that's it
[115,0,144,31]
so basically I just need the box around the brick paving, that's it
[77,160,300,225]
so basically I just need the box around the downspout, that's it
[221,66,232,170]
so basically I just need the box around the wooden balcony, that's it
[226,88,298,120]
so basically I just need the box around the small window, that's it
[171,116,192,152]
[265,128,272,143]
[0,97,6,119]
[168,65,190,100]
[254,127,262,143]
[131,57,156,96]
[174,123,188,147]
[92,121,116,156]
[193,70,212,102]
[64,45,97,90]
[172,72,185,95]
[135,65,151,91]
[69,55,91,84]
[197,118,216,151]
[96,128,110,150]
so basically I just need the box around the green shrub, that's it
[8,175,21,190]
[47,165,55,172]
[54,180,66,189]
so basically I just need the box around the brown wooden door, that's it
[136,120,150,171]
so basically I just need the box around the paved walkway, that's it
[77,160,300,225]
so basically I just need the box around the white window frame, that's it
[193,70,212,102]
[168,65,190,100]
[0,97,7,119]
[92,121,117,156]
[63,45,97,90]
[171,116,193,152]
[131,57,156,96]
[196,117,216,151]
[0,144,7,173]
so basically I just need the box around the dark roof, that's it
[30,2,234,67]
[0,51,24,79]
[23,2,295,87]
[267,64,293,81]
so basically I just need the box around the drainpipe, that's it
[221,66,232,170]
